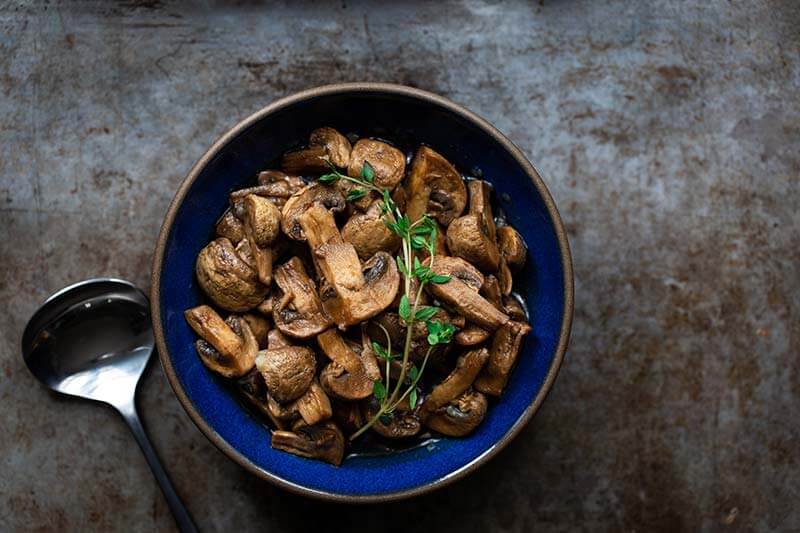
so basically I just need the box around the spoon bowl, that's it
[22,279,152,406]
[22,278,197,533]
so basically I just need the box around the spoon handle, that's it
[117,400,200,533]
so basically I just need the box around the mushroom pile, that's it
[185,127,531,465]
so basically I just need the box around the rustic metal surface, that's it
[1,0,798,531]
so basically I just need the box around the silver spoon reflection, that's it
[21,279,197,533]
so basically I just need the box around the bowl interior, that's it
[156,88,569,499]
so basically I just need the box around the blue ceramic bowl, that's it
[151,83,573,502]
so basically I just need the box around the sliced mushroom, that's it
[300,206,400,328]
[341,200,402,261]
[257,294,274,316]
[424,257,509,330]
[317,329,374,400]
[184,305,258,377]
[266,392,301,423]
[421,347,489,415]
[271,421,345,466]
[281,127,351,174]
[215,210,245,244]
[497,226,527,272]
[362,397,422,439]
[281,183,346,241]
[347,139,406,190]
[292,380,333,425]
[228,171,305,212]
[234,237,256,268]
[474,321,531,396]
[406,146,467,225]
[195,238,268,312]
[425,389,488,437]
[255,346,316,403]
[242,313,269,349]
[272,257,332,339]
[446,180,500,272]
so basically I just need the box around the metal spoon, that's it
[21,278,198,533]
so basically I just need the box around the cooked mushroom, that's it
[281,127,351,174]
[341,200,402,260]
[421,347,489,415]
[299,206,400,328]
[497,257,513,296]
[243,194,281,247]
[347,139,406,190]
[267,328,292,349]
[497,226,527,272]
[331,399,365,434]
[362,397,422,439]
[368,310,450,362]
[503,295,528,322]
[406,146,467,225]
[196,238,268,312]
[234,237,256,268]
[481,275,504,309]
[425,389,488,437]
[281,183,346,241]
[271,421,345,466]
[257,294,274,316]
[446,180,500,272]
[292,380,333,425]
[241,194,280,285]
[225,171,306,213]
[215,210,245,244]
[184,305,258,377]
[474,321,531,396]
[272,257,332,339]
[242,313,269,348]
[454,324,491,346]
[424,257,509,330]
[237,370,288,429]
[255,346,316,403]
[317,329,374,400]
[428,255,483,292]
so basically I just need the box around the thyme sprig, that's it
[317,161,456,439]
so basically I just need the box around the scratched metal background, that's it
[1,0,798,531]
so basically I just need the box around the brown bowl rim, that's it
[150,82,574,503]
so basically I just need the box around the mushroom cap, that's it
[454,324,491,346]
[215,210,245,244]
[244,194,282,247]
[195,238,268,312]
[255,346,316,403]
[406,146,467,225]
[281,183,346,241]
[242,313,270,349]
[497,226,527,272]
[347,139,406,190]
[341,200,402,261]
[425,389,488,437]
[309,127,352,168]
[446,213,501,272]
[361,397,422,439]
[271,421,345,466]
[272,257,332,339]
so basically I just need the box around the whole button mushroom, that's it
[255,346,316,404]
[195,238,268,312]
